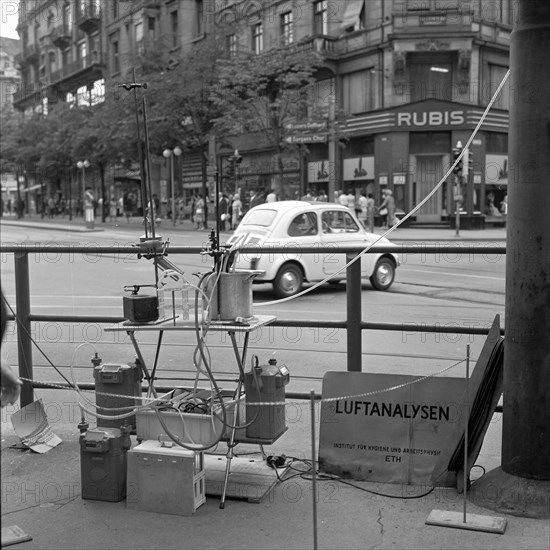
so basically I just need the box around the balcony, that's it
[48,51,106,90]
[76,1,101,34]
[13,82,41,109]
[51,23,72,49]
[291,35,338,57]
[23,43,39,63]
[14,53,26,69]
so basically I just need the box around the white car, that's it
[226,201,399,298]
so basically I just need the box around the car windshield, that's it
[241,209,278,227]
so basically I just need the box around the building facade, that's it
[13,0,512,226]
[0,36,21,109]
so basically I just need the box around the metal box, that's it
[244,359,290,440]
[94,362,143,430]
[80,428,129,502]
[126,441,206,515]
[135,391,245,447]
[123,293,159,323]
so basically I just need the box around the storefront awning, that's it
[20,184,42,192]
[341,0,365,31]
[114,170,141,181]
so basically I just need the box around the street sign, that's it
[284,120,327,132]
[284,134,328,144]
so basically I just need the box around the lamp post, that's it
[230,149,242,196]
[77,160,93,229]
[163,146,182,226]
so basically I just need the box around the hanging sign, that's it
[319,371,464,485]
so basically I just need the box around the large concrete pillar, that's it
[470,0,550,518]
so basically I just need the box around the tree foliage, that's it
[210,46,325,193]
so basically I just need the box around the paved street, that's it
[3,215,547,550]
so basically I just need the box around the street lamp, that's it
[162,146,182,226]
[77,160,93,229]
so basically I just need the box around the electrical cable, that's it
[254,69,511,308]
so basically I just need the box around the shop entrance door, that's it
[414,155,444,223]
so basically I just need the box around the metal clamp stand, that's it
[219,330,250,509]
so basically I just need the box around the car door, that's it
[320,209,376,278]
[285,211,325,281]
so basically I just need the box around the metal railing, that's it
[1,243,506,407]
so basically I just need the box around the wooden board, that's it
[1,526,32,547]
[426,510,507,534]
[204,455,288,504]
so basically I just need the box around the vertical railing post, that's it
[346,253,362,372]
[14,250,34,407]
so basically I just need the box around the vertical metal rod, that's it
[14,252,33,407]
[131,68,148,240]
[463,344,470,523]
[171,155,176,227]
[346,253,362,372]
[310,390,318,550]
[141,97,159,286]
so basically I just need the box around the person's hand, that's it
[1,365,22,407]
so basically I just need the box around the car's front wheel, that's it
[273,263,303,298]
[369,257,395,290]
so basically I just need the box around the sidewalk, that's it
[1,213,507,242]
[1,386,548,550]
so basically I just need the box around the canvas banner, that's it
[319,372,464,485]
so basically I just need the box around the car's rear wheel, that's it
[273,263,303,298]
[369,257,395,290]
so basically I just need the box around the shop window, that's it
[280,11,294,46]
[342,70,377,114]
[170,11,179,48]
[90,78,105,105]
[311,78,334,111]
[195,0,204,37]
[313,0,327,35]
[487,64,510,110]
[410,132,450,155]
[408,53,453,101]
[111,40,119,73]
[227,33,237,56]
[63,3,72,27]
[485,133,508,154]
[252,22,263,54]
[148,17,156,40]
[77,40,86,62]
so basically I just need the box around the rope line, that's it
[17,357,463,409]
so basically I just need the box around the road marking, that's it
[399,267,504,281]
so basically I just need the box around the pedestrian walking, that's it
[249,188,265,210]
[219,193,229,231]
[123,191,133,223]
[265,189,277,203]
[366,192,375,233]
[377,189,397,228]
[358,191,368,227]
[109,196,117,223]
[231,193,243,229]
[194,195,206,230]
